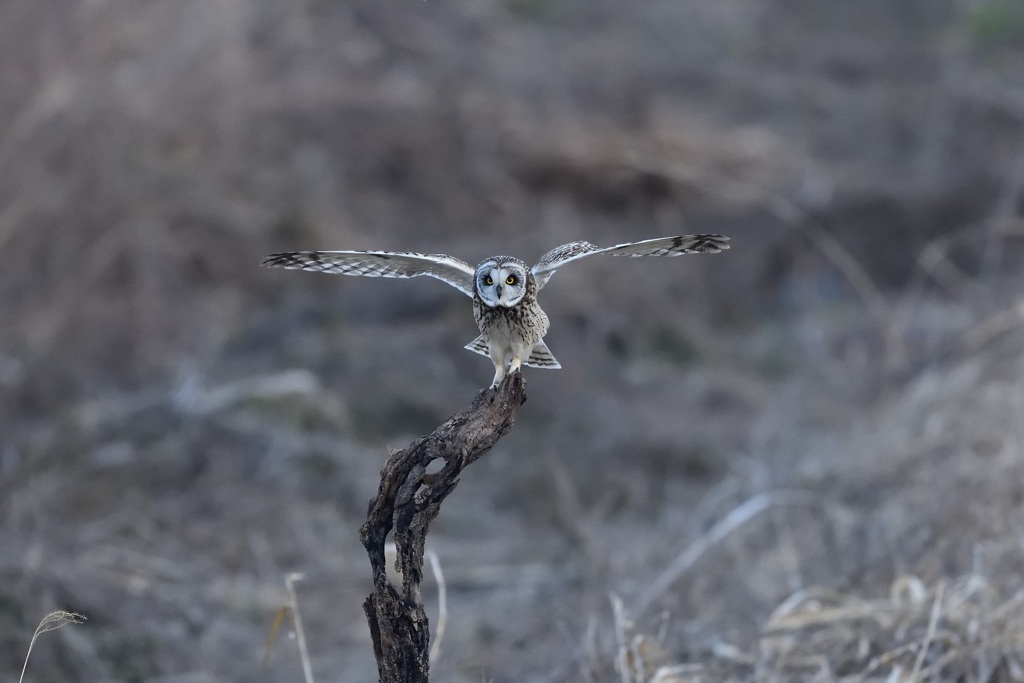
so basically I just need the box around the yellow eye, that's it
[506,275,516,285]
[485,276,493,286]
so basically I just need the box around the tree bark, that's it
[359,371,527,683]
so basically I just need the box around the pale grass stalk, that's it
[965,297,1024,351]
[286,572,314,683]
[650,663,702,682]
[634,490,815,616]
[19,611,86,683]
[564,617,599,683]
[383,543,448,665]
[655,609,670,644]
[610,594,631,683]
[427,548,447,666]
[909,582,945,682]
[980,143,1024,281]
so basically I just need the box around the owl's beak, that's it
[495,285,502,297]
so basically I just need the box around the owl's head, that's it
[474,257,529,308]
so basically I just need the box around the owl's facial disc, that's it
[476,261,527,308]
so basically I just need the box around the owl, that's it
[264,234,730,386]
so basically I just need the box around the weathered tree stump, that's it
[359,371,527,683]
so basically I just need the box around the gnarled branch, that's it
[359,372,527,683]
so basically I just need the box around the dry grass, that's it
[758,575,1024,681]
[602,573,1024,682]
[3,1,1024,681]
[18,612,86,683]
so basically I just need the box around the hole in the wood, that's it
[425,459,445,475]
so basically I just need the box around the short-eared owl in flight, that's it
[264,234,730,387]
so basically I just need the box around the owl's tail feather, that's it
[524,341,561,369]
[464,335,561,369]
[464,334,490,357]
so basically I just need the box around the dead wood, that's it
[359,371,527,683]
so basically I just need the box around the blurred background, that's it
[3,1,1024,681]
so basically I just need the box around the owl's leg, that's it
[506,340,527,379]
[490,362,505,388]
[489,347,507,388]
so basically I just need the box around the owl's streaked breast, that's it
[473,274,548,346]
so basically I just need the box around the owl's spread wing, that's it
[531,234,730,289]
[263,250,477,297]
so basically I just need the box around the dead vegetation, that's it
[3,1,1024,681]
